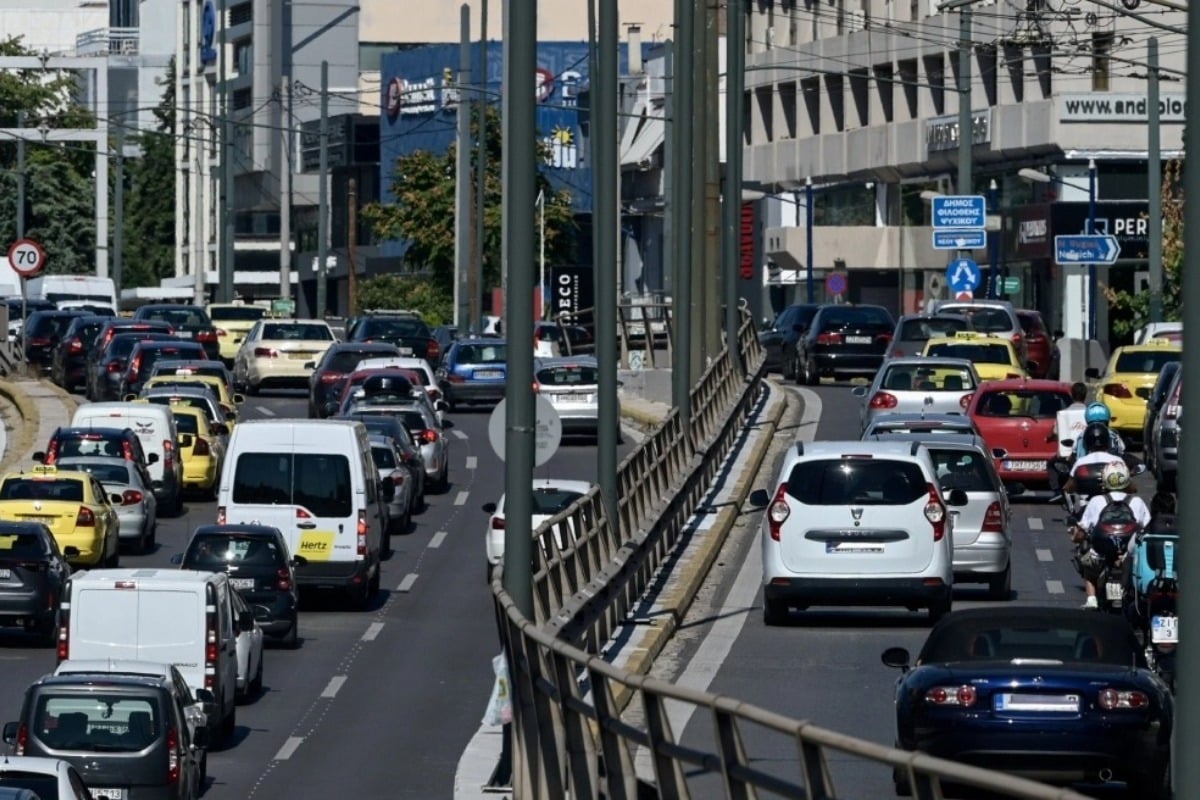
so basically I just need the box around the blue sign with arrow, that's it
[932,229,987,250]
[946,258,982,293]
[1054,234,1121,265]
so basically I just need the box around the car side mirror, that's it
[323,401,339,416]
[436,400,449,412]
[1060,439,1074,449]
[946,488,969,507]
[291,555,307,567]
[1025,361,1038,374]
[124,393,138,402]
[881,646,911,670]
[191,725,210,748]
[63,546,80,558]
[851,386,867,398]
[2,721,17,745]
[109,493,124,506]
[992,448,1007,459]
[214,423,229,436]
[1053,329,1064,340]
[179,434,195,448]
[1085,367,1101,380]
[747,488,771,508]
[1007,483,1026,498]
[233,394,246,405]
[304,361,315,369]
[482,501,498,514]
[148,453,160,465]
[237,609,255,632]
[253,605,272,623]
[170,553,184,565]
[32,451,46,463]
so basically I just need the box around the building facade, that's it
[742,0,1186,343]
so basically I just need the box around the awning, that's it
[620,108,665,169]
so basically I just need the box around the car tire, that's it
[927,596,951,624]
[434,465,449,493]
[762,596,788,626]
[106,541,120,568]
[781,351,794,380]
[147,523,157,549]
[220,708,236,744]
[249,653,263,696]
[282,619,299,650]
[892,766,912,797]
[40,609,58,648]
[803,356,818,386]
[986,562,1012,601]
[383,527,392,559]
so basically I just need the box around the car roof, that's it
[144,384,218,396]
[498,479,595,500]
[330,342,400,351]
[33,672,171,691]
[867,412,972,424]
[792,439,930,458]
[192,523,283,538]
[71,567,226,584]
[971,378,1072,390]
[55,660,176,679]
[535,356,599,368]
[864,432,986,451]
[879,356,975,369]
[55,426,132,437]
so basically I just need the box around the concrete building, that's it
[741,0,1186,344]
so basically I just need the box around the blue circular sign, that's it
[945,258,981,293]
[825,272,847,296]
[200,0,216,64]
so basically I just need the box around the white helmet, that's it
[1101,460,1131,492]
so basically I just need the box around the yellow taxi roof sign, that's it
[30,465,57,476]
[952,331,998,340]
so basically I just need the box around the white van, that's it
[57,569,248,742]
[217,420,387,608]
[73,403,183,514]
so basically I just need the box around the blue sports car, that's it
[882,606,1172,798]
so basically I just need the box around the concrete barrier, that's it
[0,381,39,474]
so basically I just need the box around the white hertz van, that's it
[56,569,247,743]
[217,420,387,607]
[73,403,183,515]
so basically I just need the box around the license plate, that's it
[1152,615,1179,644]
[90,789,126,800]
[825,541,885,554]
[1106,581,1124,601]
[289,351,312,360]
[176,331,193,339]
[229,578,255,589]
[475,370,503,379]
[398,347,413,356]
[994,693,1080,713]
[1002,460,1043,471]
[0,569,11,579]
[554,393,591,403]
[846,335,871,344]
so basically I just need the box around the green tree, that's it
[122,58,177,288]
[354,274,453,324]
[362,104,576,301]
[1106,159,1183,339]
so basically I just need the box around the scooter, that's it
[1126,522,1179,687]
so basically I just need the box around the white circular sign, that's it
[7,238,46,278]
[488,396,563,466]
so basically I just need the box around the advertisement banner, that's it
[1058,93,1186,124]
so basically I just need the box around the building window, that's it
[874,63,894,122]
[754,85,774,141]
[359,43,402,72]
[801,76,820,135]
[779,81,797,139]
[230,1,252,26]
[923,53,945,115]
[234,42,252,77]
[110,0,138,28]
[823,73,844,131]
[898,58,918,118]
[978,44,998,105]
[1092,32,1113,91]
[233,88,252,110]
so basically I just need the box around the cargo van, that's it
[216,420,387,608]
[57,569,247,743]
[73,403,183,515]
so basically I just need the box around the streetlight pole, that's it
[805,177,814,304]
[987,179,998,299]
[537,189,545,320]
[1087,158,1097,340]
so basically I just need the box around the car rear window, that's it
[537,364,598,386]
[209,306,265,322]
[151,363,225,381]
[140,307,212,328]
[361,319,431,339]
[0,772,62,799]
[974,390,1069,419]
[0,479,84,502]
[925,342,1012,365]
[920,613,1139,665]
[55,434,126,459]
[26,314,78,339]
[879,364,975,392]
[817,307,893,330]
[56,462,131,485]
[930,450,996,492]
[0,533,50,558]
[941,306,1012,333]
[371,445,398,470]
[326,351,381,373]
[1017,313,1047,336]
[897,317,970,341]
[1114,350,1180,374]
[785,459,927,505]
[456,344,507,364]
[173,413,200,435]
[137,345,207,372]
[262,323,333,341]
[32,694,160,753]
[232,453,352,518]
[532,488,585,515]
[186,533,283,568]
[107,334,168,357]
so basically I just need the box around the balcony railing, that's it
[75,28,140,56]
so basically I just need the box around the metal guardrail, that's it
[492,302,1088,800]
[75,27,140,56]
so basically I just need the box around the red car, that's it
[1015,309,1057,380]
[966,378,1074,486]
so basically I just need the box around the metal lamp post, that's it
[805,177,814,304]
[987,179,999,299]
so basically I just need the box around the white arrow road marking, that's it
[1046,580,1065,594]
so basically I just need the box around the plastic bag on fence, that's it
[482,653,513,726]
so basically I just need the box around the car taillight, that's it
[420,429,439,444]
[447,374,465,383]
[67,337,83,355]
[56,613,69,661]
[428,388,442,400]
[122,489,144,505]
[255,347,279,358]
[76,506,95,527]
[925,685,977,707]
[875,333,892,344]
[1012,332,1023,347]
[193,436,212,456]
[128,355,141,379]
[982,501,1003,533]
[122,440,134,461]
[960,392,973,410]
[891,348,904,357]
[427,340,440,360]
[163,440,175,470]
[27,337,50,347]
[205,609,217,688]
[197,330,217,343]
[1104,383,1133,399]
[107,360,124,373]
[216,506,226,524]
[1098,688,1149,710]
[816,331,843,345]
[276,567,292,591]
[1165,403,1180,420]
[12,722,27,755]
[357,509,368,555]
[490,516,506,530]
[869,391,898,409]
[767,482,790,541]
[391,472,405,486]
[217,328,228,337]
[319,372,343,383]
[924,484,946,542]
[531,382,539,393]
[166,726,180,784]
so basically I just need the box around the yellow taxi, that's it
[921,331,1028,382]
[141,373,243,425]
[0,466,120,568]
[207,303,267,364]
[170,406,226,498]
[1090,340,1182,435]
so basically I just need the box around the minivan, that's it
[73,404,183,515]
[3,671,208,800]
[217,420,388,608]
[57,569,250,743]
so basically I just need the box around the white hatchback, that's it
[482,479,593,579]
[750,440,966,625]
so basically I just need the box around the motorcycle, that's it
[1125,523,1179,687]
[1056,440,1145,524]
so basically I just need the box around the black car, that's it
[339,413,427,510]
[37,428,157,489]
[48,315,109,392]
[21,310,88,374]
[431,325,459,363]
[758,303,821,377]
[173,524,303,648]
[347,314,440,365]
[0,521,72,646]
[119,340,210,398]
[86,332,177,401]
[2,297,55,341]
[132,304,221,361]
[86,322,175,400]
[533,321,593,356]
[307,342,402,418]
[794,304,895,384]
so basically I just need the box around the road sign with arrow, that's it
[1054,234,1120,265]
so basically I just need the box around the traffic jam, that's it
[758,297,1180,797]
[0,302,602,799]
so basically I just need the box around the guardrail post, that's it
[590,665,638,800]
[712,706,756,800]
[643,690,691,799]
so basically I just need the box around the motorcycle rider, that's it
[1047,382,1089,496]
[1064,421,1125,497]
[1072,460,1151,609]
[1073,402,1125,459]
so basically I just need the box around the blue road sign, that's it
[1054,234,1121,265]
[932,195,987,229]
[946,258,981,293]
[932,229,987,250]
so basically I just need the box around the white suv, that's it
[751,440,967,625]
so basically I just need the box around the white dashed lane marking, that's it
[454,491,469,506]
[274,736,304,760]
[1028,517,1044,531]
[397,573,418,592]
[258,407,276,416]
[452,429,468,440]
[320,676,347,699]
[1046,580,1065,594]
[362,622,384,641]
[1036,548,1054,562]
[465,456,477,470]
[428,530,448,549]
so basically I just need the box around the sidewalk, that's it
[0,379,78,473]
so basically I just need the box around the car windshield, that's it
[0,533,50,558]
[879,364,975,392]
[326,351,385,372]
[231,453,352,517]
[56,461,131,485]
[536,364,598,386]
[785,459,927,505]
[210,306,265,322]
[141,307,211,328]
[897,317,969,341]
[871,421,975,436]
[0,772,62,799]
[371,445,398,469]
[186,533,282,568]
[456,343,507,364]
[941,306,1012,333]
[33,694,161,752]
[0,478,84,502]
[26,314,79,338]
[818,307,893,330]
[919,610,1141,665]
[532,488,585,515]
[362,319,430,338]
[929,449,995,492]
[261,323,333,341]
[975,390,1069,419]
[1114,350,1180,374]
[925,342,1013,365]
[151,363,226,381]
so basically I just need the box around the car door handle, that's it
[297,522,317,529]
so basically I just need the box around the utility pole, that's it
[956,7,973,278]
[700,0,721,371]
[114,122,125,297]
[280,78,293,304]
[316,61,329,317]
[219,0,235,303]
[689,0,713,377]
[671,0,694,433]
[1147,36,1163,324]
[348,178,358,313]
[471,0,488,334]
[722,0,744,374]
[15,112,25,239]
[454,5,472,330]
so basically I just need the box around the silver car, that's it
[862,433,1017,599]
[1149,365,1182,492]
[852,357,981,433]
[141,384,235,434]
[57,456,158,553]
[861,412,981,440]
[533,356,600,438]
[369,434,414,540]
[344,397,449,491]
[882,313,972,360]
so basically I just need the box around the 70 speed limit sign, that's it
[7,238,46,278]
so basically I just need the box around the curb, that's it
[619,403,670,431]
[0,381,40,474]
[41,382,79,418]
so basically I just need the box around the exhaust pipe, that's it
[1099,768,1114,783]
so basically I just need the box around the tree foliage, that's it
[122,58,177,288]
[1106,159,1183,339]
[362,104,576,303]
[354,274,453,325]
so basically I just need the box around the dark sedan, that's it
[883,606,1171,798]
[87,332,178,401]
[758,303,820,378]
[132,304,221,361]
[21,310,88,374]
[348,314,440,365]
[306,341,402,418]
[119,339,209,398]
[174,524,303,647]
[339,413,427,510]
[794,304,895,384]
[48,314,109,392]
[0,521,72,646]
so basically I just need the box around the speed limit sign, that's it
[7,238,46,278]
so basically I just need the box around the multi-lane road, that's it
[0,388,627,798]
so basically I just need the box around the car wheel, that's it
[282,619,299,650]
[1129,753,1171,800]
[891,763,912,797]
[40,609,59,648]
[147,522,157,549]
[220,707,236,744]
[106,540,120,568]
[927,596,952,624]
[249,653,263,695]
[987,562,1012,601]
[762,596,788,626]
[781,351,794,380]
[435,464,450,493]
[247,380,260,396]
[383,527,392,558]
